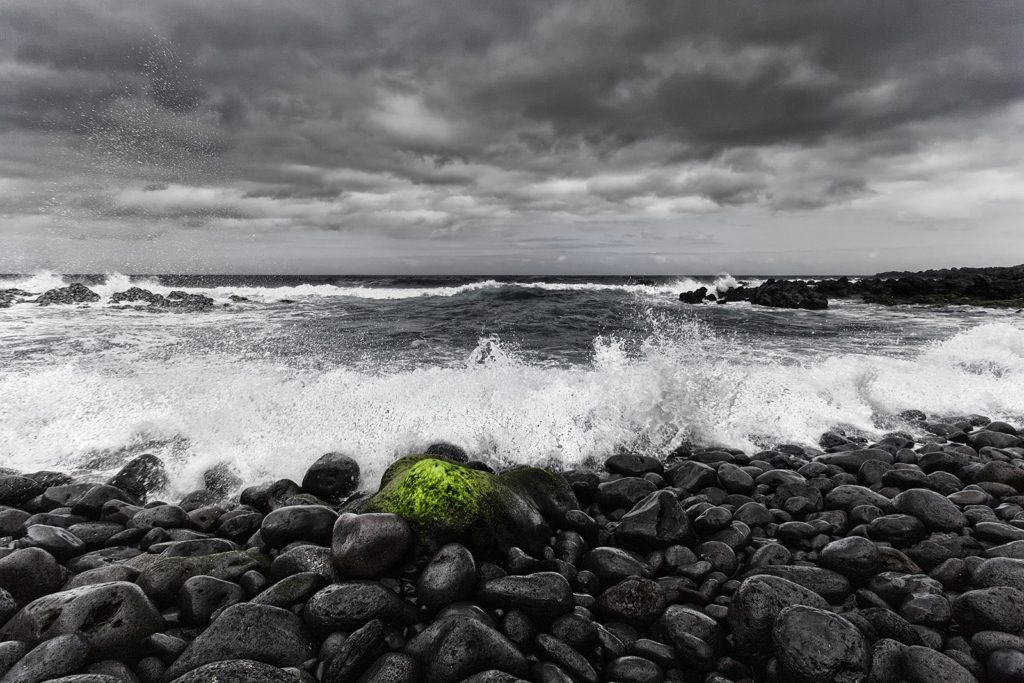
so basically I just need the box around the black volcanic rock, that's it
[750,279,828,310]
[36,283,100,305]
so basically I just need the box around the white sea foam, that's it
[0,271,740,303]
[1,313,1021,496]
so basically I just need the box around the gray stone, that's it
[163,603,314,680]
[0,581,162,659]
[772,606,869,683]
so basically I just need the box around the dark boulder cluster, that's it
[36,283,102,306]
[679,280,826,310]
[0,283,224,312]
[678,264,1024,311]
[817,265,1024,307]
[109,288,214,312]
[4,421,1024,681]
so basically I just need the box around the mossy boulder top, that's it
[361,456,579,557]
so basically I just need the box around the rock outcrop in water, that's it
[110,287,215,311]
[679,264,1024,310]
[820,264,1024,308]
[3,415,1024,681]
[35,283,101,306]
[749,279,828,310]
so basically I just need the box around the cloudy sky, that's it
[2,1,1024,274]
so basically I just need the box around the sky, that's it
[1,1,1024,275]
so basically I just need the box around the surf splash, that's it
[1,300,1022,495]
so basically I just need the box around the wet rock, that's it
[36,283,100,305]
[658,606,721,669]
[772,605,869,683]
[605,454,663,477]
[989,649,1024,683]
[129,504,188,530]
[819,536,881,581]
[22,525,85,561]
[534,634,597,683]
[107,455,168,502]
[324,618,385,681]
[668,461,717,492]
[250,572,325,609]
[604,656,664,683]
[135,551,265,605]
[952,586,1024,634]
[257,504,336,548]
[727,575,829,665]
[815,449,894,473]
[177,575,245,625]
[975,461,1024,491]
[750,280,827,310]
[0,548,64,605]
[0,641,28,678]
[0,633,90,683]
[901,645,978,683]
[973,557,1024,591]
[614,491,692,550]
[408,615,528,683]
[893,488,966,531]
[860,608,924,646]
[164,659,295,683]
[477,572,573,621]
[744,565,851,602]
[301,452,360,503]
[0,477,44,508]
[596,578,666,626]
[900,592,951,626]
[0,589,14,628]
[868,514,927,545]
[0,581,162,659]
[304,581,416,631]
[359,652,419,683]
[580,547,651,586]
[596,478,657,511]
[417,543,476,611]
[270,545,336,583]
[332,512,411,579]
[70,485,138,518]
[163,603,314,680]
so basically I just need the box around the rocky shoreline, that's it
[679,264,1024,310]
[3,416,1024,681]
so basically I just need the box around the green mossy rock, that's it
[361,456,578,558]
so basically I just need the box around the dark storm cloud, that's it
[2,0,1024,272]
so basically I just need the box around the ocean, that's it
[2,271,1022,495]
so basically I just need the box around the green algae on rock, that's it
[361,456,578,557]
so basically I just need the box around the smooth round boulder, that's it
[332,512,411,578]
[901,645,978,683]
[0,547,65,604]
[417,543,477,611]
[819,536,881,581]
[301,452,360,503]
[596,578,666,626]
[0,581,162,659]
[162,603,315,680]
[0,633,89,683]
[304,581,417,631]
[477,572,574,621]
[178,575,246,625]
[952,586,1024,634]
[727,575,829,664]
[260,505,337,548]
[893,488,966,532]
[772,605,869,683]
[22,524,86,561]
